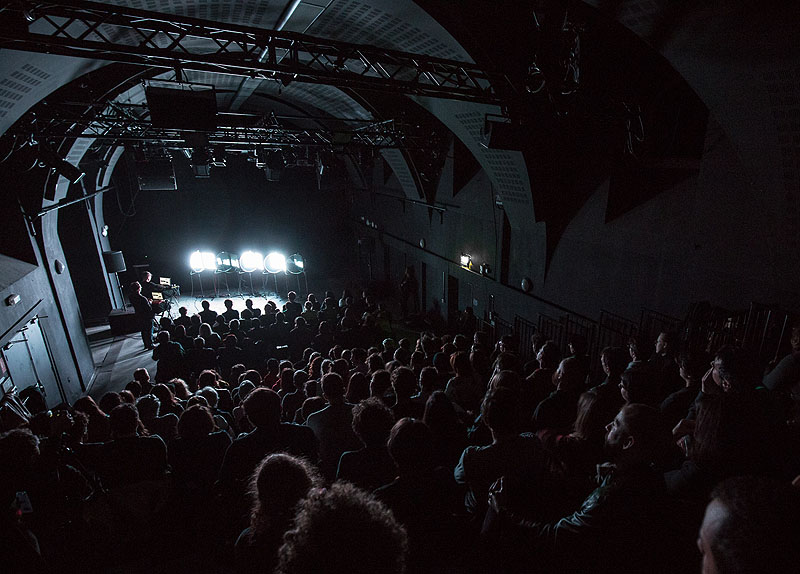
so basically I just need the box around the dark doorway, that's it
[447,274,459,328]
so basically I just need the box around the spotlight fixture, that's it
[240,250,264,273]
[286,253,305,274]
[479,263,491,277]
[190,250,217,272]
[215,251,240,272]
[460,254,472,269]
[101,225,109,237]
[264,252,287,274]
[38,142,85,184]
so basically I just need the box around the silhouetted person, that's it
[129,281,155,349]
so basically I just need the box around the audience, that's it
[4,293,797,573]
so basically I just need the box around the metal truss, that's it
[0,0,514,104]
[22,103,440,150]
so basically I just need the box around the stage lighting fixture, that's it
[38,142,85,184]
[264,252,286,274]
[286,253,304,274]
[190,250,204,273]
[216,251,240,272]
[460,254,472,269]
[201,251,217,271]
[240,250,264,273]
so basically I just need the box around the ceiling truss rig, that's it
[0,0,514,104]
[21,107,437,150]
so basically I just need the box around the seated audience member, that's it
[589,346,629,426]
[619,367,662,407]
[185,337,216,389]
[370,369,393,406]
[133,367,153,395]
[424,391,468,470]
[305,373,360,481]
[217,335,246,381]
[566,333,591,385]
[522,341,561,420]
[219,388,317,496]
[124,380,142,399]
[391,367,424,420]
[288,317,313,361]
[152,331,185,383]
[763,325,800,393]
[660,349,705,428]
[274,482,408,574]
[648,331,683,398]
[98,391,122,415]
[170,405,231,495]
[538,389,608,482]
[150,383,182,418]
[375,418,464,573]
[345,372,370,405]
[72,396,111,443]
[455,387,547,520]
[244,298,261,318]
[531,357,584,432]
[296,396,326,424]
[222,299,239,323]
[488,404,685,574]
[236,454,321,574]
[697,476,800,574]
[173,306,192,329]
[79,404,167,488]
[135,394,178,445]
[198,300,217,326]
[445,352,482,420]
[281,373,307,423]
[336,398,396,491]
[283,291,303,325]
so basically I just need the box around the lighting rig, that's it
[189,250,306,299]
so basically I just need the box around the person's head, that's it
[135,394,160,420]
[568,333,588,356]
[243,388,282,428]
[275,481,407,574]
[73,396,105,418]
[130,281,142,294]
[152,383,176,406]
[711,346,755,393]
[678,348,708,384]
[536,341,561,370]
[553,357,584,391]
[143,271,152,282]
[177,405,215,440]
[124,380,142,399]
[489,369,521,393]
[370,370,391,402]
[604,404,670,467]
[481,387,520,437]
[388,418,434,474]
[600,346,629,378]
[627,336,642,361]
[280,368,296,391]
[572,390,606,441]
[619,368,660,406]
[299,397,327,422]
[450,351,472,376]
[391,367,417,401]
[423,391,458,429]
[288,291,297,302]
[224,299,233,310]
[201,300,211,310]
[698,476,800,574]
[352,397,395,448]
[367,353,385,373]
[432,352,450,373]
[655,331,677,356]
[321,373,345,403]
[198,385,219,408]
[99,392,122,414]
[346,372,370,404]
[109,403,140,438]
[418,367,438,394]
[197,370,218,389]
[0,428,40,484]
[133,367,150,384]
[156,330,170,345]
[249,453,321,535]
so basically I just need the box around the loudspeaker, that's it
[103,251,126,273]
[136,158,177,191]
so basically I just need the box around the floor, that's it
[84,294,286,400]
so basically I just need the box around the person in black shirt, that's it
[130,281,155,349]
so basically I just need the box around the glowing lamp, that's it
[264,252,286,273]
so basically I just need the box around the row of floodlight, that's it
[189,250,304,274]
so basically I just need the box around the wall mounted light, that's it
[460,253,471,269]
[419,238,426,249]
[479,263,491,277]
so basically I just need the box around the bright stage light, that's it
[286,253,305,274]
[190,250,204,273]
[216,252,240,273]
[240,250,264,273]
[201,251,217,271]
[264,252,286,273]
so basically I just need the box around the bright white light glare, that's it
[296,260,303,268]
[264,252,286,273]
[190,250,204,273]
[201,251,217,271]
[460,253,471,267]
[240,250,264,273]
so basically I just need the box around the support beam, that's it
[0,0,513,104]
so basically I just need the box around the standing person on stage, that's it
[130,281,156,350]
[141,271,165,299]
